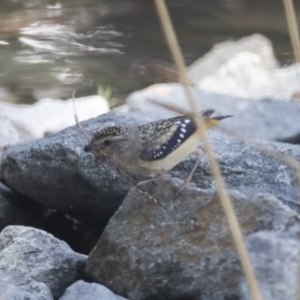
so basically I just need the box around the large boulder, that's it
[188,34,278,84]
[1,111,300,225]
[85,178,300,300]
[186,34,300,100]
[0,226,87,299]
[0,111,166,224]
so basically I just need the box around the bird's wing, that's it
[139,109,213,161]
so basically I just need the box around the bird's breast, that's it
[139,133,201,172]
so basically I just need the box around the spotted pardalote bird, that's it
[84,109,231,176]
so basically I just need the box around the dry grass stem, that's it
[151,95,300,298]
[150,99,300,211]
[154,0,197,115]
[154,0,263,299]
[148,98,194,117]
[281,3,300,296]
[283,0,300,63]
[220,126,300,300]
[72,90,91,142]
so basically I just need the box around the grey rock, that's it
[0,282,53,300]
[241,227,300,300]
[185,131,300,212]
[0,282,39,300]
[1,110,300,223]
[59,280,127,300]
[85,178,300,300]
[0,111,170,223]
[127,83,300,142]
[20,282,54,300]
[0,226,87,299]
[187,34,278,83]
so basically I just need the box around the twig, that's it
[154,1,263,299]
[283,0,300,63]
[72,90,92,142]
[281,4,300,294]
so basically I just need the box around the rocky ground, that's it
[0,88,300,299]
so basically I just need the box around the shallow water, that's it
[0,0,299,103]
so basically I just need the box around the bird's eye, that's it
[103,140,112,146]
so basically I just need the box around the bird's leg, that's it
[177,148,203,193]
[151,170,171,181]
[141,170,171,186]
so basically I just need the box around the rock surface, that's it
[0,226,87,299]
[1,110,300,226]
[188,34,278,84]
[59,280,128,300]
[0,282,53,300]
[85,178,300,300]
[127,83,300,142]
[188,34,300,100]
[241,227,300,300]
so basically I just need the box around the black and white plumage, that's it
[84,108,231,175]
[139,109,214,161]
[94,126,126,139]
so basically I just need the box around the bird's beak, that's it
[212,115,233,121]
[205,115,232,129]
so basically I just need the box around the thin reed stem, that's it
[154,0,197,115]
[154,1,263,299]
[282,2,300,298]
[283,0,300,63]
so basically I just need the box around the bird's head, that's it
[204,113,232,129]
[84,126,128,155]
[197,109,232,129]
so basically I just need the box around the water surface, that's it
[0,0,299,103]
